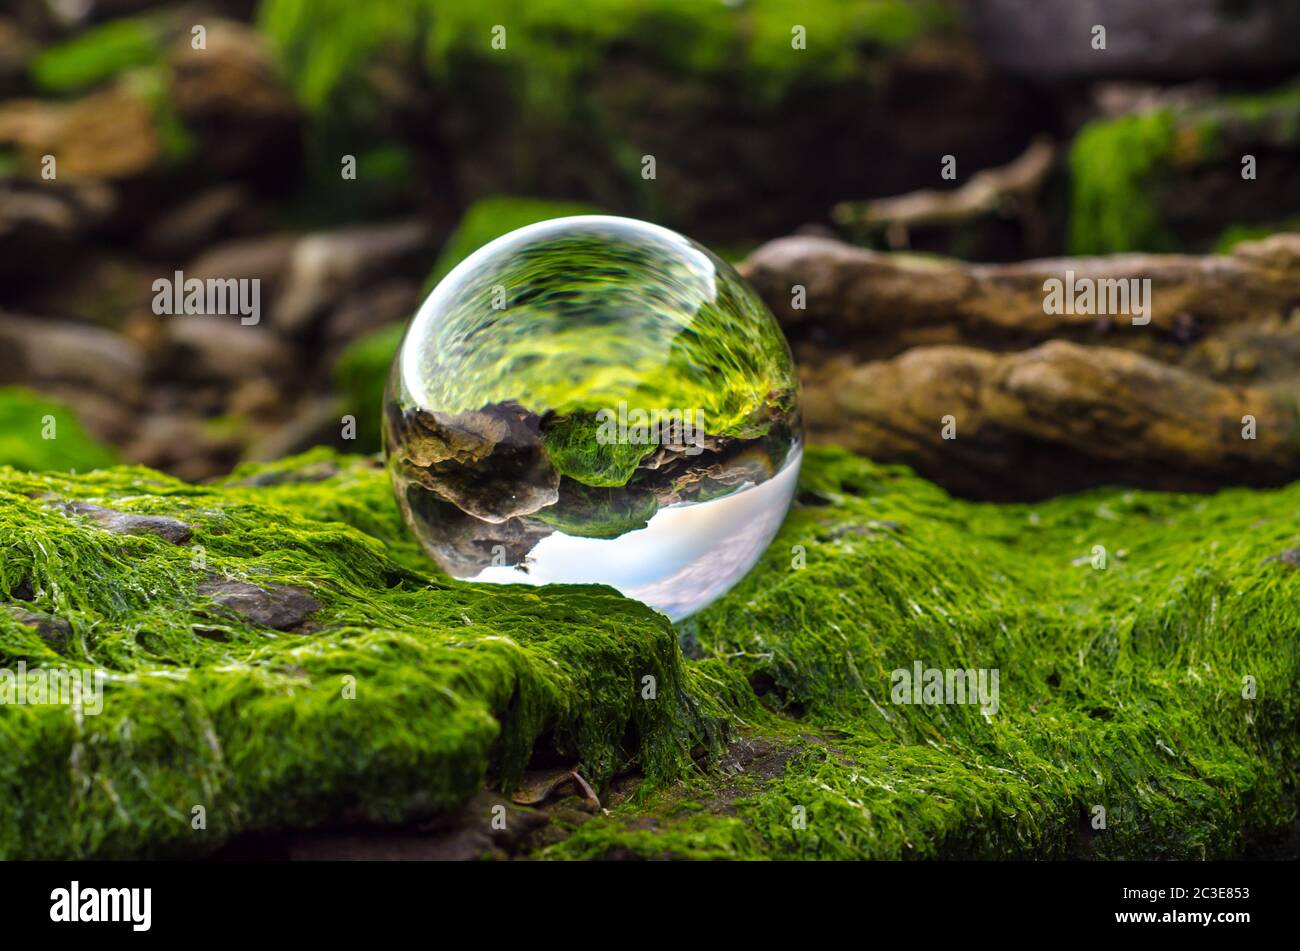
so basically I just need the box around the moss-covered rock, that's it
[1,445,1296,859]
[0,448,713,859]
[1069,81,1300,254]
[258,0,950,126]
[550,449,1300,859]
[255,0,1037,243]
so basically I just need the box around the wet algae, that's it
[0,446,1296,859]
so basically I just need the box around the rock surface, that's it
[165,20,300,178]
[0,84,162,181]
[741,233,1300,498]
[64,501,192,544]
[197,579,320,631]
[968,0,1300,79]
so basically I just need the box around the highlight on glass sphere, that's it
[383,215,802,621]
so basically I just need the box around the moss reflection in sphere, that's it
[383,216,801,621]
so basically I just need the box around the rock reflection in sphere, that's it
[383,215,801,621]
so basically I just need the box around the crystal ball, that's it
[383,215,802,621]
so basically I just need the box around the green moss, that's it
[548,449,1300,859]
[539,412,650,488]
[0,450,716,859]
[31,18,164,93]
[255,0,420,117]
[258,0,952,124]
[0,388,116,472]
[125,66,196,166]
[399,216,798,452]
[1215,79,1300,139]
[1069,80,1300,255]
[424,195,606,292]
[356,144,415,186]
[1215,219,1300,253]
[282,141,419,229]
[3,446,1296,859]
[1068,109,1177,255]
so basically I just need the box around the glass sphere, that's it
[383,215,801,621]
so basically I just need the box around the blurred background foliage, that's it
[1,0,1298,476]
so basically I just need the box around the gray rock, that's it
[968,0,1300,79]
[0,179,115,256]
[2,604,72,644]
[160,316,293,383]
[166,20,301,177]
[0,19,32,95]
[187,233,300,296]
[229,459,342,487]
[65,502,193,545]
[197,580,321,630]
[274,221,430,335]
[281,792,550,861]
[122,412,242,484]
[0,312,145,403]
[143,184,259,258]
[243,396,345,463]
[325,281,419,347]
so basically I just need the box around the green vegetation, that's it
[539,412,650,488]
[398,217,798,462]
[0,448,715,859]
[257,0,953,221]
[1068,109,1177,255]
[125,65,195,165]
[424,195,604,292]
[334,196,607,455]
[554,449,1300,858]
[0,388,117,472]
[30,17,164,93]
[2,445,1296,858]
[258,0,953,122]
[1069,80,1300,255]
[1215,79,1300,138]
[1215,219,1300,253]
